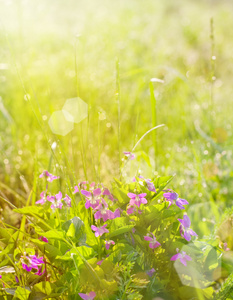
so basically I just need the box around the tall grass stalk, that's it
[115,58,121,177]
[150,82,157,171]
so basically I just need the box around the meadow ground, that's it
[0,0,233,298]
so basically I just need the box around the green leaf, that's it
[13,287,31,300]
[112,187,129,204]
[32,239,62,260]
[28,291,47,300]
[14,206,44,218]
[62,217,86,242]
[33,282,54,296]
[67,223,76,238]
[204,247,219,270]
[37,229,65,241]
[109,225,135,238]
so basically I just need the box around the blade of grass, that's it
[116,58,121,177]
[150,82,157,171]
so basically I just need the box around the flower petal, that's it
[180,258,187,266]
[170,253,181,261]
[144,236,153,242]
[127,193,136,199]
[183,215,191,228]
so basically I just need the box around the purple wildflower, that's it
[178,215,198,242]
[47,191,63,209]
[128,193,147,208]
[91,224,109,237]
[144,234,161,249]
[102,188,115,201]
[94,205,115,222]
[105,240,115,250]
[113,208,121,218]
[163,191,188,210]
[73,181,88,194]
[147,268,155,277]
[81,188,102,209]
[39,170,59,182]
[39,236,48,243]
[73,186,80,194]
[35,266,45,276]
[170,248,192,266]
[35,191,47,205]
[97,259,104,265]
[132,175,144,182]
[126,205,142,215]
[21,254,44,273]
[222,242,230,251]
[78,292,96,300]
[132,176,156,192]
[123,151,135,160]
[64,194,72,207]
[145,179,156,193]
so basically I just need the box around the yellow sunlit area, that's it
[0,1,233,299]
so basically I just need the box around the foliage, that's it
[0,172,231,299]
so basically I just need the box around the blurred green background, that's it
[0,0,233,237]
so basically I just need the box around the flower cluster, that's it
[132,175,156,193]
[33,169,198,299]
[144,234,161,249]
[171,249,192,266]
[163,190,189,210]
[178,215,198,242]
[39,170,59,182]
[36,171,72,209]
[127,192,147,214]
[81,183,120,249]
[20,254,45,275]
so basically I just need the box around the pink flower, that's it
[39,170,59,182]
[39,236,48,243]
[144,234,161,249]
[35,191,47,205]
[91,224,109,237]
[81,188,102,209]
[102,188,115,201]
[123,151,135,160]
[163,191,188,210]
[178,215,198,242]
[113,208,121,218]
[105,240,115,250]
[20,255,44,273]
[47,192,63,209]
[64,194,72,207]
[145,179,156,193]
[223,243,230,251]
[35,266,45,276]
[132,176,156,193]
[78,291,96,300]
[94,200,116,222]
[96,259,104,266]
[170,249,192,266]
[128,193,147,208]
[73,181,88,194]
[147,268,155,277]
[126,205,142,215]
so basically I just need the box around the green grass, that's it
[0,0,233,241]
